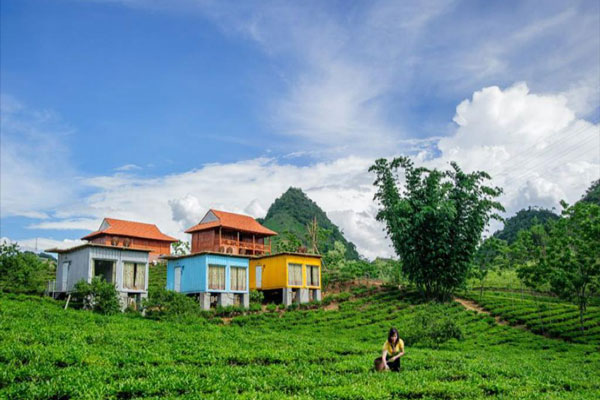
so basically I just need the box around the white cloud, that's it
[115,164,142,172]
[1,236,85,253]
[27,218,100,231]
[0,94,80,219]
[429,83,599,219]
[5,84,599,259]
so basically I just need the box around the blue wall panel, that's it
[166,254,249,294]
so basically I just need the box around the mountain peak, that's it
[260,187,359,259]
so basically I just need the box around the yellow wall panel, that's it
[250,253,321,290]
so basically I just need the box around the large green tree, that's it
[370,157,503,300]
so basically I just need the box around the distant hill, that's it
[258,187,360,259]
[493,207,559,244]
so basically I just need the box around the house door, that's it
[174,266,182,292]
[61,262,69,291]
[255,266,262,289]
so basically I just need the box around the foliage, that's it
[2,289,599,399]
[470,237,508,297]
[580,179,600,205]
[273,230,303,253]
[142,288,203,320]
[406,308,464,347]
[0,242,54,295]
[171,240,190,255]
[462,289,600,343]
[249,290,264,304]
[493,207,559,244]
[518,201,600,330]
[73,277,121,315]
[370,157,504,300]
[258,187,360,259]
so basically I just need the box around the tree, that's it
[471,237,507,297]
[305,217,332,255]
[172,240,190,255]
[0,242,54,295]
[274,230,303,253]
[512,224,551,290]
[370,157,503,300]
[580,179,600,205]
[519,201,600,331]
[493,207,558,244]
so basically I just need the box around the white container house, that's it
[47,243,150,309]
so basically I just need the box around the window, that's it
[93,260,116,284]
[230,267,246,291]
[306,265,320,287]
[123,262,146,290]
[288,263,303,286]
[208,265,226,290]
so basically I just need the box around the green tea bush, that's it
[266,304,277,312]
[249,303,262,312]
[73,277,121,315]
[406,309,464,347]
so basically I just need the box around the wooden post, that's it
[237,231,240,250]
[253,235,255,254]
[64,294,71,310]
[219,227,222,250]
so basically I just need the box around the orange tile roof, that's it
[185,209,277,236]
[81,218,178,242]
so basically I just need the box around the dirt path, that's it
[454,297,510,326]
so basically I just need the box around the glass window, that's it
[94,260,116,284]
[288,263,303,286]
[208,265,226,290]
[306,265,320,286]
[230,267,246,291]
[123,262,146,290]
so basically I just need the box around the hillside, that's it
[493,207,559,244]
[258,187,360,259]
[2,291,599,398]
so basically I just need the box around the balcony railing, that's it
[220,238,271,253]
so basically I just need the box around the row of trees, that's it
[471,200,599,329]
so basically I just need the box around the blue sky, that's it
[1,0,599,258]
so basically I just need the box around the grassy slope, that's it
[1,291,599,399]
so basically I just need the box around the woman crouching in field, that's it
[374,327,405,372]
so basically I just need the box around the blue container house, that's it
[164,252,249,309]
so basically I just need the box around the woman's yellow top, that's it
[382,339,404,356]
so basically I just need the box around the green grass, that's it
[1,290,599,399]
[461,290,600,344]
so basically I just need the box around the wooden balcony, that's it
[219,238,271,254]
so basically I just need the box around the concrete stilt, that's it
[198,293,211,310]
[218,292,234,307]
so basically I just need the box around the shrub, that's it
[142,288,200,319]
[266,304,277,312]
[249,290,264,303]
[249,303,262,312]
[406,309,464,347]
[73,277,121,315]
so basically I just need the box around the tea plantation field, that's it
[461,290,600,344]
[1,290,599,399]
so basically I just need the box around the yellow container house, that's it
[249,252,322,305]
